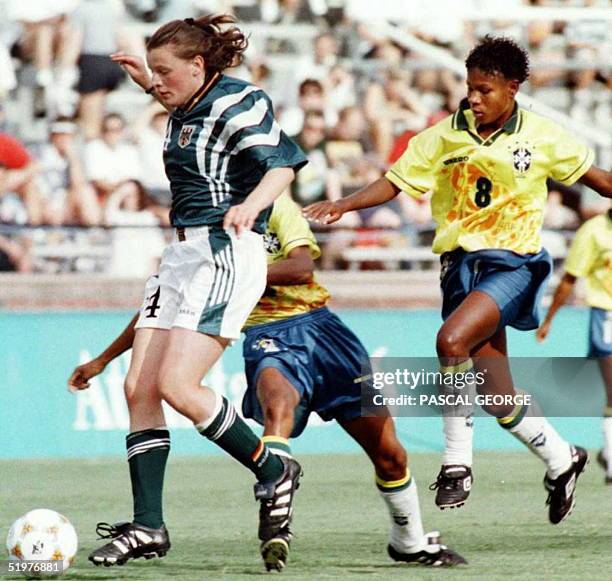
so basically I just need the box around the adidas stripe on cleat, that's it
[429,465,473,509]
[388,531,467,567]
[88,521,170,567]
[544,445,588,524]
[254,457,302,542]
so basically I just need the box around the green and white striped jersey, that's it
[163,74,307,233]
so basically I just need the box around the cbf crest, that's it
[512,147,531,173]
[264,232,281,254]
[178,124,196,148]
[253,338,280,353]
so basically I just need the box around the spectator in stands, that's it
[328,106,373,155]
[279,78,335,136]
[130,103,171,207]
[0,132,43,225]
[35,117,101,225]
[104,181,168,278]
[276,0,319,24]
[84,112,143,211]
[72,0,144,140]
[0,232,32,272]
[364,71,430,159]
[7,1,81,118]
[291,109,340,208]
[565,2,610,125]
[543,190,580,230]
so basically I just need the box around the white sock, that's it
[499,396,572,479]
[442,416,473,466]
[604,415,612,476]
[440,360,475,467]
[378,474,426,553]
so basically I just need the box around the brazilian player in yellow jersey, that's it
[305,36,612,524]
[538,208,612,484]
[68,194,467,569]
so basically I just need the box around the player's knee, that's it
[124,375,155,410]
[374,444,407,481]
[157,369,184,408]
[436,328,468,358]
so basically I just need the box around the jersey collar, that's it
[452,99,521,144]
[175,72,222,116]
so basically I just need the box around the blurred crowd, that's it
[0,0,609,274]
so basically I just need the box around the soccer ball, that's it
[6,509,78,578]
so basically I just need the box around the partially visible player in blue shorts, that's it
[69,194,466,571]
[241,194,464,569]
[538,208,612,484]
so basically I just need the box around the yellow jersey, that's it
[244,194,330,328]
[386,100,594,254]
[564,213,612,310]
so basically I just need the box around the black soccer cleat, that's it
[88,521,170,566]
[544,445,588,524]
[429,465,473,509]
[596,450,612,485]
[388,531,467,567]
[260,526,292,572]
[254,457,302,570]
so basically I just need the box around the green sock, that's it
[126,428,170,529]
[197,396,284,483]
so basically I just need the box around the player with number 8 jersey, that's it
[304,36,611,524]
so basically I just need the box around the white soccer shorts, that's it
[135,226,266,339]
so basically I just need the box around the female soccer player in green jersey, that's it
[538,207,612,484]
[82,14,307,568]
[304,36,612,524]
[69,195,467,570]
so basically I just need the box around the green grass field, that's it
[2,452,611,580]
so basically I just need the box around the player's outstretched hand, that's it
[110,53,151,90]
[68,358,107,392]
[302,200,344,225]
[535,321,551,342]
[224,202,258,237]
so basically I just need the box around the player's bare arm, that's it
[67,313,138,390]
[267,246,314,286]
[223,167,296,235]
[303,177,401,224]
[536,273,577,342]
[578,165,612,199]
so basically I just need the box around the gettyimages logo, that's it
[361,357,605,418]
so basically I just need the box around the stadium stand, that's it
[0,0,609,290]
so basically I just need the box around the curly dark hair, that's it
[146,14,248,74]
[465,35,530,83]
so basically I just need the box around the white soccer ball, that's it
[6,509,78,578]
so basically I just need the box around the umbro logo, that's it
[443,155,469,166]
[530,432,547,448]
[393,515,409,526]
